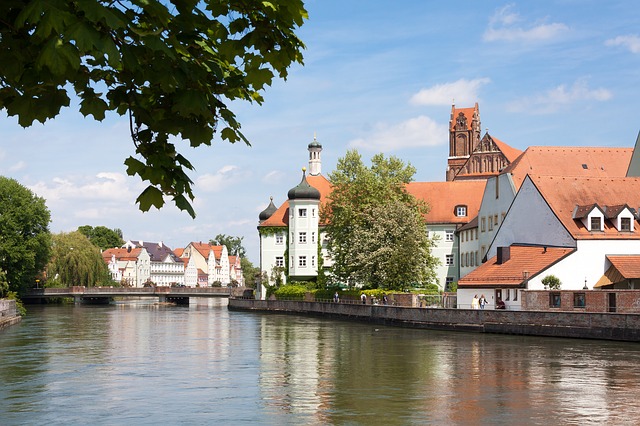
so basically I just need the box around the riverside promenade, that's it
[228,298,640,342]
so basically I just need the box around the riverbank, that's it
[0,299,21,330]
[228,298,640,342]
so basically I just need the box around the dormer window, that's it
[456,205,467,217]
[590,216,602,231]
[621,217,631,231]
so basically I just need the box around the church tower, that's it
[447,103,481,181]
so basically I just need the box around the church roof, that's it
[502,146,633,190]
[450,105,477,131]
[491,135,523,163]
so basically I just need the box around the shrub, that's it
[274,284,308,300]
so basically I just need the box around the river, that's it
[1,299,640,425]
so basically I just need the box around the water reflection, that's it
[1,302,640,425]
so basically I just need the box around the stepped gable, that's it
[502,146,633,190]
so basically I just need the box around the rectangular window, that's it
[445,254,454,266]
[475,251,479,266]
[299,208,307,217]
[312,256,316,267]
[494,214,499,225]
[621,217,631,231]
[550,292,561,308]
[275,234,284,245]
[488,219,493,231]
[299,256,307,267]
[445,277,454,291]
[275,256,284,267]
[445,230,454,242]
[299,232,307,244]
[312,209,316,217]
[505,289,510,301]
[456,206,467,217]
[590,216,602,231]
[465,252,469,267]
[481,217,486,232]
[481,246,486,259]
[573,292,586,308]
[513,289,518,301]
[311,232,316,243]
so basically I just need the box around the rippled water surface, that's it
[1,300,640,425]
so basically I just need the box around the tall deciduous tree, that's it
[209,234,246,257]
[47,231,110,287]
[0,176,51,293]
[323,150,438,290]
[0,0,307,217]
[77,225,124,250]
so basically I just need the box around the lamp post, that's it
[35,279,40,289]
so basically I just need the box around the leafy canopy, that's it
[209,233,245,257]
[0,0,307,217]
[322,150,439,290]
[0,176,51,294]
[77,225,124,250]
[47,231,111,287]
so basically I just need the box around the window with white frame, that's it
[299,232,307,244]
[275,256,284,267]
[275,234,284,245]
[621,217,632,231]
[299,208,307,217]
[481,217,486,232]
[445,254,454,266]
[311,256,316,267]
[311,232,316,243]
[456,206,467,217]
[445,230,454,242]
[299,256,307,267]
[590,216,602,231]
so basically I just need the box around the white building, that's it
[123,241,184,286]
[102,247,151,287]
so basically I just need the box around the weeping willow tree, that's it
[47,231,110,287]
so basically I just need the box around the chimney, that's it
[159,241,163,248]
[497,246,510,264]
[523,271,529,280]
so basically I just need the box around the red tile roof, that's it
[102,247,142,263]
[606,255,640,278]
[491,135,523,163]
[503,146,633,190]
[406,180,486,224]
[458,245,575,288]
[450,107,476,131]
[529,175,640,240]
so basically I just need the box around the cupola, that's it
[259,196,278,223]
[288,167,321,200]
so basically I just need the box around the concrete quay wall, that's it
[0,299,21,330]
[228,298,640,342]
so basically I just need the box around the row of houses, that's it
[102,240,244,288]
[257,103,640,310]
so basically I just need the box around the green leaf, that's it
[136,186,164,212]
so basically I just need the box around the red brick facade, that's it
[523,290,640,313]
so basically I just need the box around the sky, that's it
[2,0,640,265]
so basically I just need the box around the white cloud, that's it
[29,172,134,203]
[410,78,491,106]
[348,115,448,152]
[196,165,246,192]
[507,79,612,114]
[484,4,568,42]
[605,35,640,53]
[9,161,26,172]
[262,170,286,184]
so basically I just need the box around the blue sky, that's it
[2,0,640,265]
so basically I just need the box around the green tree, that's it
[542,274,561,290]
[0,176,51,293]
[323,150,438,290]
[209,234,246,257]
[47,231,111,287]
[77,225,124,250]
[0,269,9,298]
[240,257,260,288]
[0,0,307,217]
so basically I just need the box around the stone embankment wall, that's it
[228,298,640,342]
[0,299,21,329]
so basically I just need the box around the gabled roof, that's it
[595,255,640,287]
[458,245,574,288]
[174,248,184,257]
[406,180,486,224]
[126,241,180,263]
[491,135,523,163]
[102,247,142,263]
[188,242,212,259]
[529,175,640,240]
[502,146,633,190]
[450,106,477,131]
[457,215,478,233]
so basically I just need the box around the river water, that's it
[1,300,640,425]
